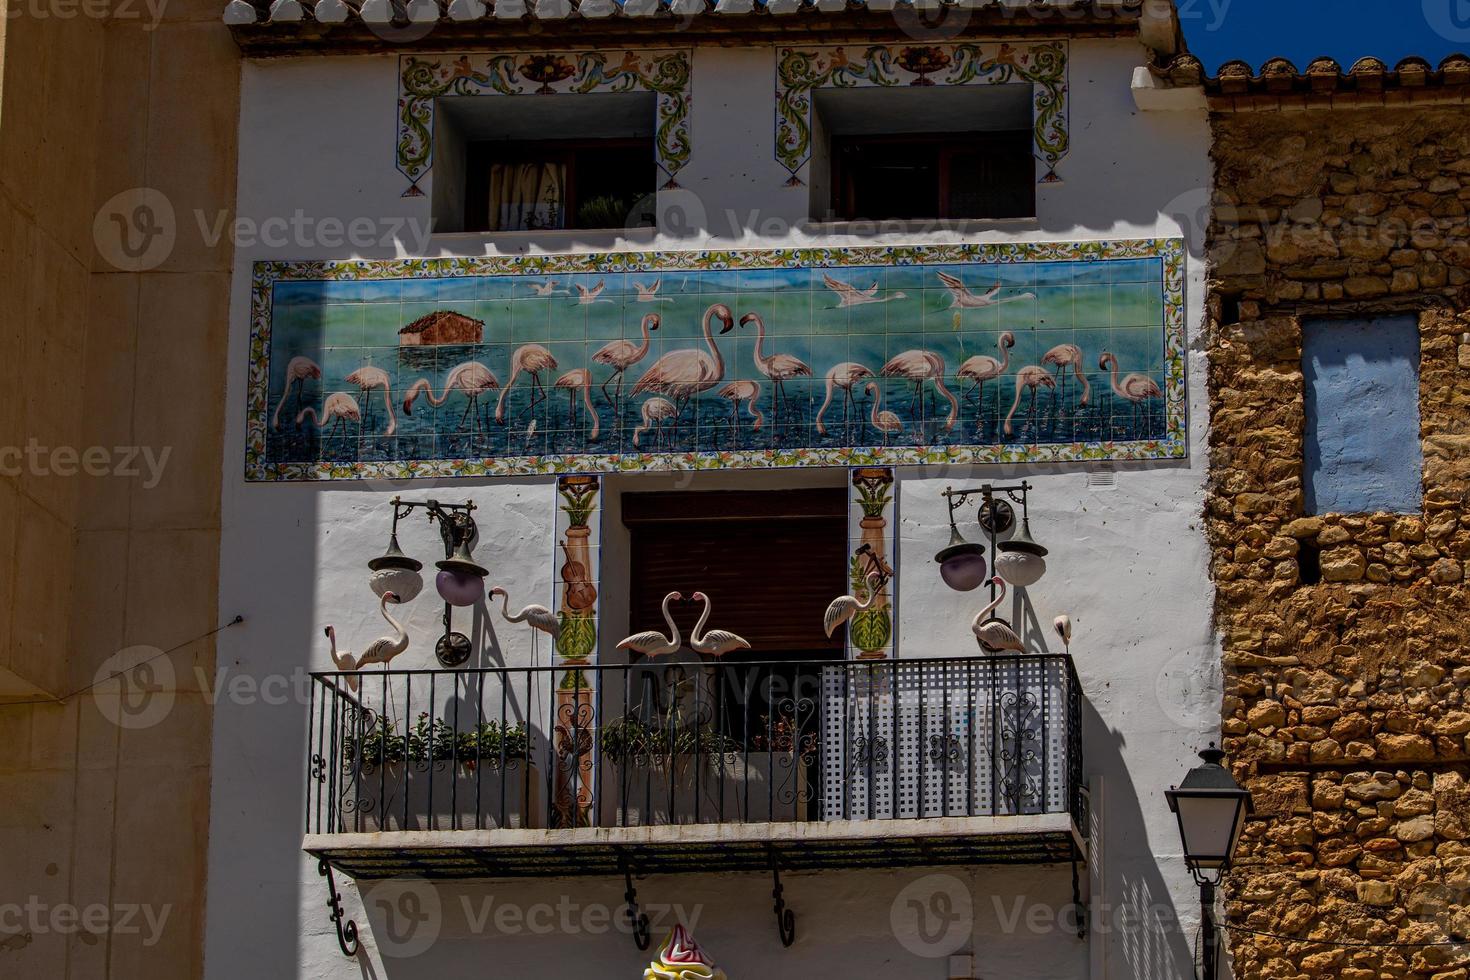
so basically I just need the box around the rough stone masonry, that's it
[1209,103,1470,978]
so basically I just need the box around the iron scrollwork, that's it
[1000,691,1043,811]
[318,859,359,958]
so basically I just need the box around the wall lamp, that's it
[368,496,487,667]
[935,482,1049,594]
[1166,745,1253,980]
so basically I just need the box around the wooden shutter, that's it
[623,489,847,655]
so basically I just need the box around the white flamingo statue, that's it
[631,304,735,437]
[971,577,1025,653]
[823,571,882,638]
[689,592,751,656]
[296,391,362,438]
[346,365,396,436]
[403,361,500,433]
[272,355,322,430]
[1054,614,1072,654]
[815,362,874,438]
[324,591,409,691]
[740,311,813,436]
[553,368,601,442]
[496,344,559,423]
[616,591,683,658]
[592,312,659,416]
[489,586,562,642]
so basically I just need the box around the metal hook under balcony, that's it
[318,859,359,958]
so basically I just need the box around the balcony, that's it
[304,656,1086,881]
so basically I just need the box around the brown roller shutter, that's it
[623,489,847,656]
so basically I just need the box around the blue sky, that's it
[1181,0,1470,72]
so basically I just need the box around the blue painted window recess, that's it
[1302,316,1423,515]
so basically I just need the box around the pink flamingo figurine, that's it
[616,591,683,658]
[823,571,882,637]
[688,592,751,656]
[324,591,409,691]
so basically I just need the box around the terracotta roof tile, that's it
[1158,52,1470,102]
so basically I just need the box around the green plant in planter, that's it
[598,718,738,766]
[557,610,597,661]
[344,716,529,768]
[853,480,893,519]
[558,487,597,527]
[574,194,633,231]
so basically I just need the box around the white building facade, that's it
[206,4,1218,977]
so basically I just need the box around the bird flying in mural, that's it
[616,591,683,658]
[971,577,1024,653]
[632,279,673,303]
[489,586,562,641]
[936,272,1037,309]
[823,571,883,638]
[820,273,908,308]
[573,280,614,305]
[688,592,751,656]
[324,591,409,691]
[530,280,568,297]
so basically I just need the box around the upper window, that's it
[1302,316,1423,514]
[809,84,1036,223]
[464,138,655,233]
[432,91,657,234]
[831,131,1034,222]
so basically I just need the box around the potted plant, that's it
[597,715,747,826]
[339,714,541,831]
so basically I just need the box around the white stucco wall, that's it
[207,36,1216,980]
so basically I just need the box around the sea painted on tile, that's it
[247,242,1186,480]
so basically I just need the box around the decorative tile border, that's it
[243,237,1187,482]
[775,41,1069,185]
[551,473,599,829]
[847,467,897,661]
[396,49,693,196]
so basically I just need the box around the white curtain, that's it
[488,161,566,232]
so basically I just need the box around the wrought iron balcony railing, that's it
[305,655,1083,842]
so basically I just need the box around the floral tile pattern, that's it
[775,41,1069,184]
[244,238,1187,482]
[397,49,693,195]
[847,467,897,661]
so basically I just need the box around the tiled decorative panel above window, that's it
[244,239,1186,481]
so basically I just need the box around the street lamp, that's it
[1166,745,1253,980]
[935,482,1049,594]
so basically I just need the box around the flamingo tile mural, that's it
[245,238,1186,481]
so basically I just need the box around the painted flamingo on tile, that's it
[1100,351,1163,433]
[1042,343,1091,418]
[936,273,1037,309]
[815,362,874,439]
[592,312,659,417]
[820,273,907,308]
[272,355,321,430]
[864,381,903,446]
[296,391,361,438]
[632,396,678,450]
[495,344,558,424]
[880,350,959,434]
[740,311,813,436]
[345,365,396,436]
[630,303,734,437]
[553,368,600,442]
[403,361,499,433]
[1003,366,1056,438]
[957,332,1014,433]
[717,380,764,442]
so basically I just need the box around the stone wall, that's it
[0,3,237,977]
[1209,104,1470,977]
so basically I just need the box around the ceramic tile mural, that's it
[551,474,599,828]
[396,49,692,196]
[776,41,1069,184]
[847,467,897,661]
[245,239,1186,482]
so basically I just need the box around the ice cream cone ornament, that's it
[642,924,728,980]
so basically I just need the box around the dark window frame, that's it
[464,136,655,233]
[829,130,1036,222]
